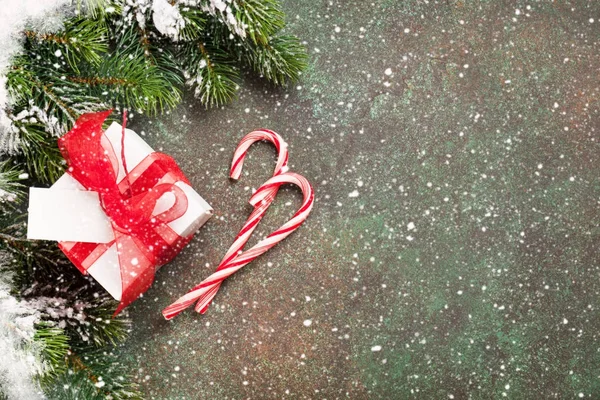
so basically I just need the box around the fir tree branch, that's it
[81,29,183,114]
[4,118,65,184]
[8,62,106,131]
[178,7,207,41]
[46,349,143,399]
[76,0,113,19]
[6,61,36,103]
[200,0,284,44]
[24,17,109,72]
[0,221,73,290]
[67,76,131,86]
[0,232,28,243]
[0,161,25,210]
[183,40,239,107]
[233,0,284,45]
[1,220,130,349]
[67,299,130,348]
[38,84,79,122]
[24,30,68,44]
[137,26,154,61]
[34,323,70,379]
[239,35,308,85]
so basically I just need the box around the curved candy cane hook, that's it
[163,172,314,320]
[230,129,289,180]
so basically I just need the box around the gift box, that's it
[27,111,212,313]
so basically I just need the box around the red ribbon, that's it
[57,110,192,314]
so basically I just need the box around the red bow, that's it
[58,110,192,314]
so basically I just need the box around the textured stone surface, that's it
[119,1,600,398]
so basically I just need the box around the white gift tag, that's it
[27,188,115,243]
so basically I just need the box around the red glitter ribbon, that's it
[57,110,192,314]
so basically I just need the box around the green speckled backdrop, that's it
[119,1,600,398]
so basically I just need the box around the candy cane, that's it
[163,172,314,320]
[219,130,289,267]
[187,130,289,315]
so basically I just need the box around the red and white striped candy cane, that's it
[219,130,289,268]
[189,130,289,315]
[162,172,314,320]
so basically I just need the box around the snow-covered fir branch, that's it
[0,0,72,143]
[0,105,64,155]
[200,0,247,38]
[0,270,46,400]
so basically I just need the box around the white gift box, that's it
[27,122,213,300]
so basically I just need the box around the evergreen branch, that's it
[44,369,101,400]
[114,14,155,63]
[111,14,184,90]
[68,76,130,86]
[183,41,239,106]
[5,119,65,184]
[0,220,130,349]
[0,232,28,243]
[0,221,73,291]
[67,300,130,348]
[200,0,283,44]
[12,68,105,130]
[113,25,182,84]
[233,0,284,45]
[0,161,26,210]
[2,246,130,349]
[38,84,79,122]
[46,349,143,400]
[6,64,78,130]
[76,0,114,19]
[24,30,68,44]
[0,237,66,273]
[137,26,154,61]
[197,42,213,69]
[84,30,183,114]
[6,59,36,103]
[240,35,308,85]
[178,7,207,41]
[34,323,70,379]
[24,18,109,72]
[5,63,107,172]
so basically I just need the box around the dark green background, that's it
[119,1,600,398]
